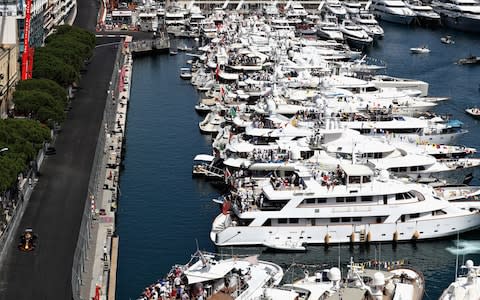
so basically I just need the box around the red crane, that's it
[21,0,34,80]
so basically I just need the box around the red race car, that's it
[18,228,37,252]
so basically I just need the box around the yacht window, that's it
[341,217,351,222]
[330,218,340,223]
[383,195,388,204]
[410,213,420,219]
[289,218,299,224]
[336,197,345,203]
[376,217,382,223]
[395,193,404,200]
[362,176,371,183]
[410,166,418,171]
[262,219,272,226]
[317,198,327,203]
[399,167,407,172]
[306,198,316,204]
[349,176,361,184]
[390,167,399,172]
[432,210,447,216]
[361,196,373,202]
[418,166,426,171]
[352,217,362,222]
[346,196,356,203]
[278,218,288,224]
[400,215,406,222]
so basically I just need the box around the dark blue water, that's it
[117,24,480,300]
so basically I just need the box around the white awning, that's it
[193,154,215,162]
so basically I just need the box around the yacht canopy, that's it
[193,154,215,162]
[341,164,373,176]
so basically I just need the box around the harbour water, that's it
[116,23,480,299]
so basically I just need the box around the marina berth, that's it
[136,251,284,300]
[210,163,480,247]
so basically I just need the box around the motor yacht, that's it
[316,15,344,41]
[431,0,480,32]
[370,0,416,24]
[339,20,374,49]
[410,45,431,54]
[439,260,480,300]
[352,11,385,39]
[138,251,284,300]
[210,163,480,246]
[405,0,441,25]
[343,0,363,15]
[266,258,424,300]
[324,0,348,19]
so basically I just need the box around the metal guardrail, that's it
[72,40,124,300]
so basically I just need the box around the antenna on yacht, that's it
[455,231,459,280]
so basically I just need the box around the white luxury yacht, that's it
[405,0,441,25]
[324,0,348,19]
[352,10,385,39]
[316,15,345,41]
[370,0,416,24]
[431,0,480,32]
[211,164,480,246]
[339,19,374,49]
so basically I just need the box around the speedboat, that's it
[465,107,480,119]
[439,260,480,300]
[138,250,284,300]
[371,0,416,24]
[179,67,192,79]
[441,35,455,44]
[410,46,431,54]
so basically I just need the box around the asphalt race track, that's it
[0,0,119,297]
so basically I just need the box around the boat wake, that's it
[446,240,480,255]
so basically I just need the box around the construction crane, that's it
[21,0,34,80]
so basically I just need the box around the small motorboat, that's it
[457,55,480,65]
[169,50,178,55]
[410,46,430,54]
[263,238,307,252]
[441,35,455,44]
[465,107,480,119]
[179,67,192,80]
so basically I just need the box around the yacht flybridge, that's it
[211,164,480,246]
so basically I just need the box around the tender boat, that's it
[263,238,307,252]
[439,260,480,300]
[441,35,455,44]
[465,107,480,119]
[410,46,431,54]
[169,50,178,55]
[179,67,192,79]
[457,55,480,65]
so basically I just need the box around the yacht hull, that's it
[374,11,416,24]
[211,213,480,246]
[440,15,480,33]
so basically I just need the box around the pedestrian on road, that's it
[103,245,108,261]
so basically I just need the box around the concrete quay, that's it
[80,35,133,300]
